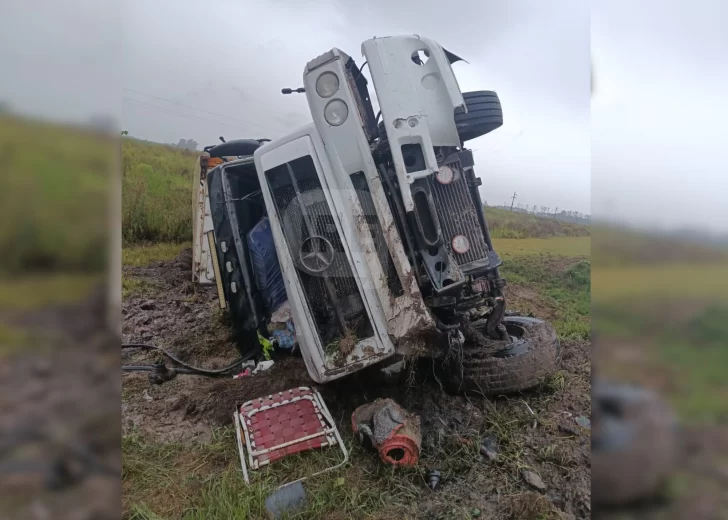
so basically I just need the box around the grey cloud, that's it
[1,0,590,215]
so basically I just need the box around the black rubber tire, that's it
[592,381,678,507]
[454,91,503,142]
[445,316,560,395]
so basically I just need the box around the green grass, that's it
[122,242,189,297]
[0,115,111,275]
[499,254,591,341]
[123,241,191,267]
[494,237,591,258]
[0,323,31,356]
[595,301,728,423]
[122,138,198,245]
[591,227,728,424]
[592,263,728,302]
[122,277,157,299]
[123,399,570,520]
[0,274,102,311]
[485,206,590,240]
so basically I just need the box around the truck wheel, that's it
[592,381,678,507]
[445,316,560,395]
[454,91,504,142]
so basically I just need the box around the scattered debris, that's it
[337,331,358,357]
[558,423,580,436]
[521,400,538,429]
[257,332,274,360]
[352,398,421,467]
[232,368,251,379]
[233,361,258,378]
[270,301,292,324]
[142,389,154,402]
[234,387,347,486]
[471,508,481,517]
[253,360,275,375]
[270,319,296,351]
[427,469,441,491]
[522,470,547,491]
[265,481,307,519]
[575,416,591,430]
[379,358,406,383]
[479,435,499,461]
[546,490,565,509]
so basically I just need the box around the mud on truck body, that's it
[205,35,560,394]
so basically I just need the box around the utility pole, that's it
[553,206,559,219]
[510,191,517,211]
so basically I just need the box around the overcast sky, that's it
[4,1,727,231]
[592,0,728,233]
[118,0,591,215]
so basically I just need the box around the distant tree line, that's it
[486,201,591,225]
[175,138,199,151]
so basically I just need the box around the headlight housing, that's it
[324,99,348,126]
[315,72,339,98]
[451,235,470,254]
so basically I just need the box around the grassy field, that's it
[591,225,728,424]
[122,241,192,268]
[122,235,591,519]
[122,137,197,245]
[593,263,728,300]
[0,115,111,275]
[494,237,590,257]
[485,206,590,239]
[0,116,111,352]
[500,254,591,341]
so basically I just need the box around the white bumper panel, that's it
[362,35,466,212]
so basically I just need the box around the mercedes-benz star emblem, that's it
[298,236,335,274]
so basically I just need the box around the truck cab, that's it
[205,36,551,391]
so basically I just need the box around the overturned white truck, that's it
[202,35,560,394]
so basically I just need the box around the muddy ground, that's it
[122,249,591,519]
[592,335,728,520]
[0,285,121,520]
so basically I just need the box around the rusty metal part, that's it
[352,398,421,466]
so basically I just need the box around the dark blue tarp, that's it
[247,217,287,313]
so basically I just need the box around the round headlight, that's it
[324,99,348,126]
[452,235,470,254]
[315,72,340,98]
[436,165,455,185]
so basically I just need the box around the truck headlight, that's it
[316,72,339,98]
[451,235,470,254]
[324,99,348,126]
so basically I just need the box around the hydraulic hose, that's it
[121,343,255,375]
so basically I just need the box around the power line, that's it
[123,88,270,130]
[122,97,273,132]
